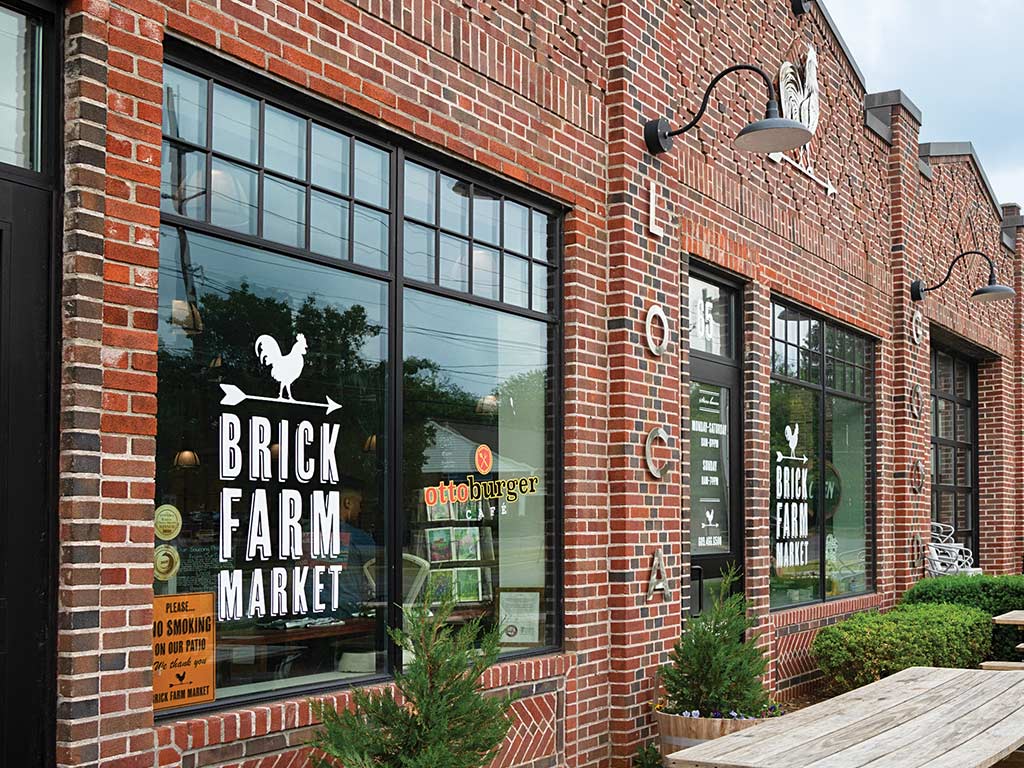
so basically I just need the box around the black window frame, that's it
[157,40,566,718]
[769,298,877,610]
[930,346,979,557]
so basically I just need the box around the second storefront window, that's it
[769,301,875,609]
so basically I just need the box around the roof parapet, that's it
[919,142,1003,220]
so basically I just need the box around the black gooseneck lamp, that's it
[644,64,813,155]
[910,250,1016,303]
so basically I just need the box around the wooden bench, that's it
[665,667,1024,768]
[981,661,1024,671]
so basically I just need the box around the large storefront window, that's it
[769,302,874,609]
[154,60,560,713]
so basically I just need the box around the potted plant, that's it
[309,590,514,768]
[655,567,783,757]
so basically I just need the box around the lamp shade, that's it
[173,449,200,468]
[734,117,813,153]
[971,282,1016,303]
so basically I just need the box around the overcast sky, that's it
[823,0,1023,205]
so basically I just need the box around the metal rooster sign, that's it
[769,44,835,196]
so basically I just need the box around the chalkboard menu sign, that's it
[690,381,730,555]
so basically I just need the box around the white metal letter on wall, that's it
[647,548,670,601]
[645,427,671,479]
[645,304,669,357]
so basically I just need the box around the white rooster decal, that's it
[778,44,820,169]
[254,333,308,400]
[785,423,800,458]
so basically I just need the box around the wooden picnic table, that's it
[666,667,1024,768]
[993,611,1024,626]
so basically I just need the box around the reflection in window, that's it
[402,289,553,654]
[689,276,732,357]
[931,348,976,551]
[770,301,873,608]
[155,226,389,700]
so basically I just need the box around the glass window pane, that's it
[210,158,257,234]
[212,84,258,163]
[309,192,349,260]
[772,340,786,375]
[690,382,731,556]
[689,276,732,357]
[955,403,970,442]
[162,65,206,146]
[770,380,821,608]
[439,233,468,292]
[402,289,553,655]
[311,124,349,194]
[262,176,305,247]
[956,493,972,533]
[404,161,436,224]
[0,9,38,169]
[160,142,206,219]
[934,491,954,527]
[472,245,500,300]
[955,448,972,486]
[354,140,388,207]
[937,445,954,485]
[935,353,954,395]
[532,263,548,313]
[264,105,306,179]
[504,201,529,255]
[532,212,551,262]
[955,359,971,399]
[440,174,470,235]
[825,396,869,597]
[403,221,435,283]
[503,254,529,308]
[352,204,388,270]
[155,225,390,705]
[473,189,501,245]
[936,399,953,440]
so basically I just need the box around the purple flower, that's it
[691,710,700,718]
[729,711,738,719]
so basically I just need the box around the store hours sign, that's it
[689,382,729,554]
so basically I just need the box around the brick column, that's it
[880,93,930,596]
[60,0,166,764]
[605,1,684,763]
[59,1,112,763]
[977,356,1017,572]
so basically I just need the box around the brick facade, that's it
[49,0,1024,767]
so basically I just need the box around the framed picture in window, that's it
[426,527,453,562]
[451,526,481,561]
[496,587,544,647]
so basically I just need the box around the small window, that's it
[401,159,555,313]
[0,7,42,170]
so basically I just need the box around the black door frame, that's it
[0,0,61,764]
[687,265,743,616]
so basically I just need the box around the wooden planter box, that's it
[655,709,765,757]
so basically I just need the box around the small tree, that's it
[310,591,514,768]
[660,566,773,718]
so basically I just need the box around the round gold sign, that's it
[154,504,182,541]
[154,545,181,581]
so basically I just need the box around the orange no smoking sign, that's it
[475,444,493,475]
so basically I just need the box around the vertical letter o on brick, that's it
[645,304,669,356]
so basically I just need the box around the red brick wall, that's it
[55,0,1024,766]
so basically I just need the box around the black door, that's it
[0,0,57,765]
[687,269,743,616]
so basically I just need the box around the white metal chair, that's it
[925,523,982,577]
[337,554,431,673]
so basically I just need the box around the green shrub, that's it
[661,567,775,718]
[812,603,991,692]
[633,742,663,768]
[901,574,1024,660]
[309,591,513,768]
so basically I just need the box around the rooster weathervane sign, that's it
[768,44,835,196]
[218,332,341,414]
